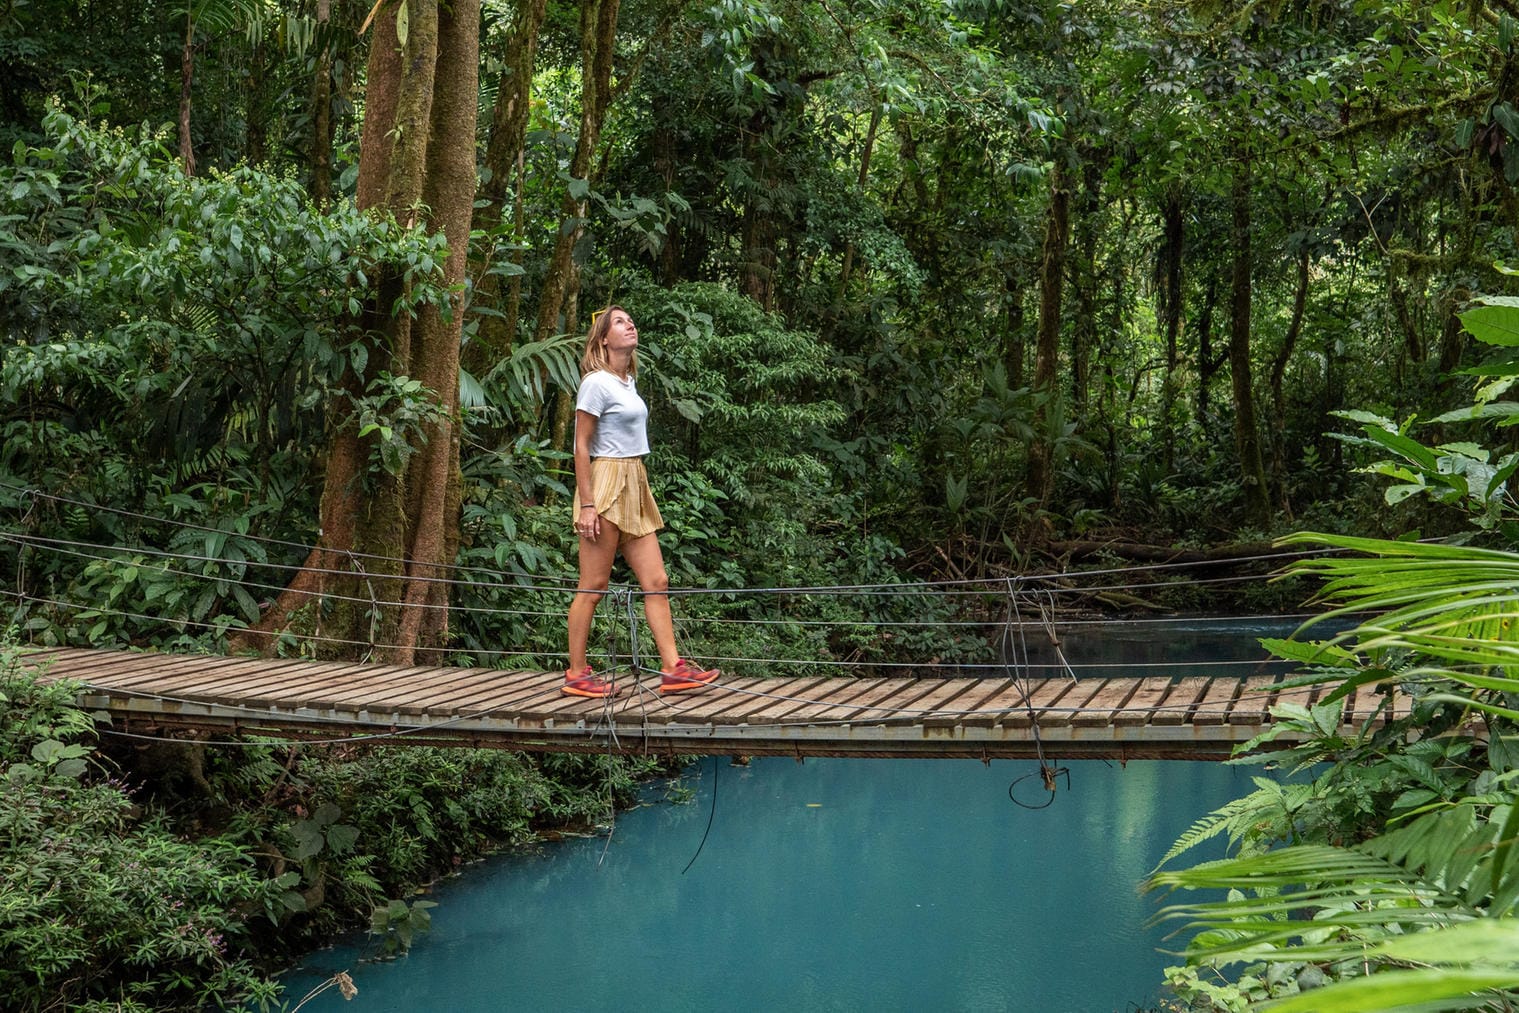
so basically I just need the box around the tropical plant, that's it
[1148,297,1519,1010]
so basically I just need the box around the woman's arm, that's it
[573,409,601,540]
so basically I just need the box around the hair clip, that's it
[591,308,608,327]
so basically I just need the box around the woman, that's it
[562,305,720,698]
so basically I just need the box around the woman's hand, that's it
[576,503,601,541]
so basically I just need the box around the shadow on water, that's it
[281,619,1311,1013]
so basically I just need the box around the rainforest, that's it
[4,1,1519,1010]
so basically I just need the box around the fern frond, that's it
[1153,781,1289,870]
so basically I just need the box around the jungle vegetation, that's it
[4,0,1519,1009]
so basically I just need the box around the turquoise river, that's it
[282,620,1291,1011]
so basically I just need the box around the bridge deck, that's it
[18,647,1394,760]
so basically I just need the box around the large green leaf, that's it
[1461,304,1519,347]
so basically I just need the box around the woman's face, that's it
[602,309,638,353]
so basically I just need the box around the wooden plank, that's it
[1261,679,1321,717]
[280,665,436,708]
[959,679,1046,728]
[32,647,1345,757]
[751,677,893,725]
[18,646,76,662]
[438,671,570,717]
[803,679,931,725]
[372,668,510,709]
[833,678,959,726]
[1035,678,1110,726]
[1191,678,1243,726]
[182,662,374,705]
[1110,677,1174,726]
[419,670,564,715]
[598,677,759,725]
[105,657,309,694]
[23,648,136,679]
[287,665,440,708]
[923,678,1018,729]
[1002,679,1079,729]
[521,679,665,722]
[1343,684,1393,726]
[812,679,924,723]
[1071,679,1141,728]
[292,668,467,715]
[1150,677,1211,726]
[40,657,183,687]
[138,656,328,695]
[1229,675,1283,725]
[870,679,985,725]
[789,677,893,725]
[633,677,814,724]
[59,653,253,688]
[706,678,844,726]
[104,653,295,687]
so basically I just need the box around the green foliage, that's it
[0,105,451,651]
[353,372,450,479]
[0,634,678,1008]
[1149,319,1519,1008]
[0,652,281,1012]
[633,279,844,508]
[367,897,437,959]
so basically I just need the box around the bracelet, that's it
[580,503,596,509]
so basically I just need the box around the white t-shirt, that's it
[576,369,650,458]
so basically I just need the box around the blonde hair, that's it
[579,305,638,377]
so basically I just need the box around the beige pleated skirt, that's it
[573,456,663,540]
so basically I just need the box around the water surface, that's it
[283,755,1251,1012]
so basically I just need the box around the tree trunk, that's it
[468,0,549,375]
[245,35,268,166]
[179,10,195,176]
[1157,190,1184,472]
[1195,277,1221,423]
[237,0,480,663]
[1001,269,1025,389]
[1026,161,1069,509]
[533,0,620,353]
[1268,246,1309,514]
[837,105,882,299]
[307,0,334,208]
[1228,165,1272,525]
[1069,155,1101,412]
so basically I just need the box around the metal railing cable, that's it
[4,528,1321,629]
[1,480,1338,597]
[0,481,582,588]
[2,571,1307,679]
[1,489,1337,690]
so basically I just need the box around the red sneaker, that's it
[562,667,619,698]
[660,658,720,694]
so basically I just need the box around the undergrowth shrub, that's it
[0,651,281,1012]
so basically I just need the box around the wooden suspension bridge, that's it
[17,646,1397,761]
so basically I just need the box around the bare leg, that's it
[620,532,679,671]
[567,517,621,673]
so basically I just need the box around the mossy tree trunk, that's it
[1026,159,1069,511]
[1157,190,1184,473]
[533,0,619,352]
[307,0,335,209]
[1228,161,1273,526]
[242,0,479,664]
[467,0,549,377]
[535,0,620,451]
